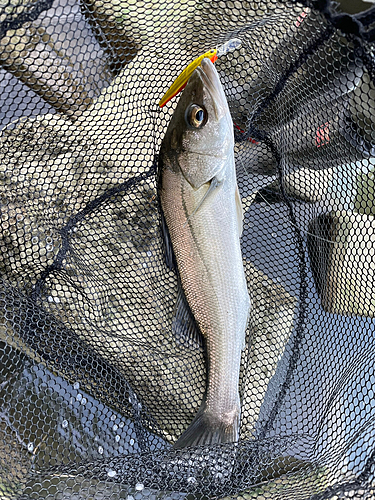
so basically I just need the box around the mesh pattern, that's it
[1,0,375,498]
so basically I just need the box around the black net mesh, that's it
[1,0,375,498]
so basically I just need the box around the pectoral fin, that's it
[172,280,204,350]
[235,185,244,237]
[185,176,222,224]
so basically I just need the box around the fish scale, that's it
[159,58,250,448]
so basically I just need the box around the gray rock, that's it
[240,263,297,437]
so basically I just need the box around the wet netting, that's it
[1,0,375,498]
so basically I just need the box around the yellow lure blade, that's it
[158,49,218,108]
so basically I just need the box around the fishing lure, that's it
[158,39,241,108]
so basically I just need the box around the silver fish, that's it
[158,58,250,448]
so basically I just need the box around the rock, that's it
[0,0,114,118]
[240,262,297,437]
[256,168,333,203]
[80,0,139,74]
[307,210,375,317]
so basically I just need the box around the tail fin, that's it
[174,401,240,449]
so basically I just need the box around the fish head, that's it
[161,58,234,189]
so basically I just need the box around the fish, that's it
[158,58,251,448]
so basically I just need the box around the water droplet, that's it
[107,470,117,478]
[115,435,120,442]
[113,424,118,432]
[98,446,104,454]
[81,397,87,405]
[135,483,144,491]
[27,443,34,453]
[62,420,68,429]
[76,393,82,402]
[73,382,80,390]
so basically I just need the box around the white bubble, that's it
[187,477,196,484]
[112,424,118,432]
[110,414,116,421]
[73,382,80,390]
[54,296,60,303]
[27,443,34,453]
[142,263,147,268]
[81,397,87,405]
[147,251,152,257]
[119,422,124,428]
[46,244,53,252]
[129,438,135,446]
[135,483,144,491]
[115,435,120,442]
[127,496,135,500]
[107,470,117,478]
[62,420,68,429]
[47,296,54,303]
[76,393,82,402]
[98,446,104,455]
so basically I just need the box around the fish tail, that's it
[174,400,240,448]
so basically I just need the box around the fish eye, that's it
[186,104,208,129]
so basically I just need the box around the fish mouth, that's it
[195,58,228,120]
